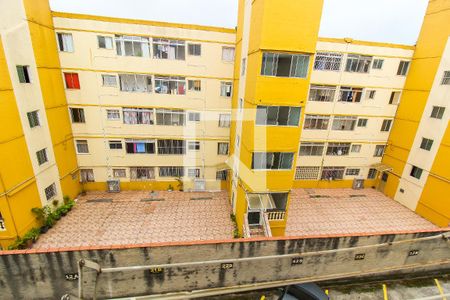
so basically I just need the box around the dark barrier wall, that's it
[0,230,449,299]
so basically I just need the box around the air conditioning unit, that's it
[107,179,120,193]
[194,179,206,191]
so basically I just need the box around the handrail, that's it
[266,210,286,221]
[261,211,272,237]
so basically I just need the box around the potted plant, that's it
[31,207,45,225]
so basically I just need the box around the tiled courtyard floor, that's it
[285,188,439,236]
[34,190,234,249]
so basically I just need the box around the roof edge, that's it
[318,37,416,50]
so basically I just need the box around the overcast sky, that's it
[49,0,428,45]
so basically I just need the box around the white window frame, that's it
[220,82,232,97]
[218,114,231,128]
[308,85,336,102]
[222,47,235,62]
[218,142,229,155]
[299,142,324,156]
[303,115,330,130]
[188,112,200,122]
[44,183,57,200]
[27,110,40,128]
[397,61,410,76]
[98,36,113,49]
[153,38,185,60]
[113,169,126,178]
[57,33,74,52]
[106,109,120,120]
[314,52,342,71]
[76,140,89,154]
[187,43,201,56]
[102,74,117,87]
[381,119,393,132]
[187,168,200,178]
[115,35,150,57]
[188,141,200,151]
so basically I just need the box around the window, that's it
[159,167,184,177]
[188,141,200,151]
[113,169,126,178]
[76,140,89,154]
[303,115,330,130]
[372,59,384,70]
[125,140,155,154]
[80,169,95,182]
[57,33,74,52]
[109,140,122,150]
[44,183,57,200]
[106,109,120,120]
[188,43,201,56]
[153,38,185,60]
[389,91,401,104]
[346,168,360,176]
[299,142,324,156]
[222,47,235,62]
[216,170,228,180]
[367,90,376,99]
[64,72,80,89]
[367,168,377,179]
[261,52,310,78]
[155,76,186,94]
[332,116,357,131]
[156,109,185,126]
[339,87,363,102]
[130,167,155,181]
[157,140,186,155]
[188,80,201,91]
[381,119,392,132]
[36,148,48,165]
[321,167,345,180]
[102,74,117,87]
[314,52,342,71]
[98,36,113,49]
[397,61,410,76]
[308,85,336,102]
[441,71,450,85]
[255,106,301,126]
[351,144,362,153]
[16,66,31,83]
[220,82,232,97]
[410,166,423,179]
[27,110,40,128]
[115,35,150,57]
[420,138,433,151]
[123,107,154,125]
[187,168,200,178]
[326,143,351,156]
[345,54,372,73]
[430,106,445,119]
[374,145,386,157]
[357,118,368,127]
[119,74,152,92]
[241,58,246,75]
[0,212,5,231]
[70,108,85,123]
[218,142,229,155]
[188,112,200,122]
[251,152,294,170]
[295,166,320,180]
[219,114,231,128]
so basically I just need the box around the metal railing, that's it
[266,211,286,221]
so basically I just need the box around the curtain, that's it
[62,34,73,52]
[168,46,176,59]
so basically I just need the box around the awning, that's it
[371,163,393,172]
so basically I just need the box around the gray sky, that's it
[49,0,428,45]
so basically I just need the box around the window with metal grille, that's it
[299,142,324,156]
[36,148,48,165]
[156,109,185,126]
[326,143,351,156]
[252,152,294,170]
[372,59,384,69]
[410,166,423,179]
[153,38,185,60]
[222,47,235,62]
[255,106,301,126]
[339,86,363,102]
[219,114,231,127]
[44,183,57,200]
[157,140,186,155]
[220,82,233,97]
[106,109,120,120]
[187,168,200,178]
[357,118,368,127]
[381,119,392,132]
[115,35,150,57]
[351,144,362,153]
[98,36,113,49]
[119,74,152,92]
[216,170,228,180]
[27,110,40,128]
[374,145,386,157]
[389,91,401,104]
[155,76,185,94]
[430,106,445,119]
[308,85,336,102]
[188,112,200,121]
[188,80,201,91]
[218,142,229,155]
[76,140,89,154]
[345,54,372,73]
[109,140,122,150]
[125,139,155,154]
[332,116,357,131]
[303,115,330,130]
[113,169,126,178]
[441,71,450,85]
[64,73,80,89]
[188,141,200,151]
[130,167,155,181]
[188,43,201,56]
[314,52,342,71]
[261,52,310,78]
[70,108,85,123]
[80,169,95,182]
[397,61,410,76]
[102,74,117,87]
[16,65,31,83]
[321,167,345,180]
[57,33,74,52]
[123,107,154,125]
[159,167,184,177]
[367,90,376,99]
[420,138,433,151]
[295,166,320,180]
[345,168,360,176]
[367,168,377,179]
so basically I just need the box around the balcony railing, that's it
[266,211,286,221]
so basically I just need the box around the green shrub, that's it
[23,228,40,243]
[63,195,71,205]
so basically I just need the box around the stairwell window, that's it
[339,86,363,102]
[36,148,48,165]
[308,85,336,102]
[441,71,450,85]
[295,166,320,180]
[123,108,154,125]
[345,54,372,73]
[108,140,122,150]
[188,43,201,56]
[374,145,386,157]
[332,116,357,131]
[351,144,362,153]
[16,66,31,83]
[80,169,95,183]
[188,80,201,91]
[261,52,310,78]
[255,106,301,126]
[125,139,155,154]
[430,106,445,119]
[251,152,294,170]
[372,59,384,70]
[389,91,401,104]
[44,183,57,200]
[188,141,200,151]
[314,52,342,71]
[157,140,186,155]
[299,142,324,156]
[64,72,80,89]
[410,166,423,179]
[222,47,235,62]
[156,109,185,126]
[153,38,185,60]
[155,76,186,94]
[321,167,345,180]
[397,61,410,76]
[130,167,155,181]
[106,109,120,120]
[70,108,85,123]
[326,143,351,156]
[115,35,150,57]
[159,167,184,177]
[381,119,393,132]
[357,118,368,127]
[27,110,40,128]
[420,138,433,151]
[102,75,117,87]
[219,114,231,128]
[119,74,152,92]
[98,36,113,49]
[220,82,232,97]
[57,33,74,52]
[304,115,330,130]
[76,140,89,154]
[218,142,229,155]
